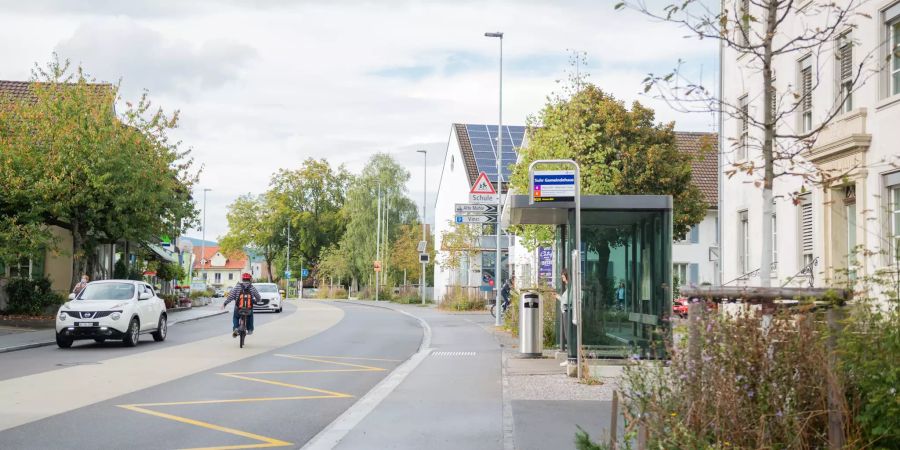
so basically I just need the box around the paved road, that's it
[0,300,422,450]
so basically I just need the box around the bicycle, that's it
[490,297,511,318]
[236,307,252,348]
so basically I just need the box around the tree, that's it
[438,222,481,286]
[390,223,435,286]
[318,243,351,287]
[336,153,419,287]
[268,158,350,277]
[617,0,875,286]
[0,56,198,287]
[219,193,281,282]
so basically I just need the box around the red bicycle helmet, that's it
[241,272,252,281]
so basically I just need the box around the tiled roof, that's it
[0,80,114,107]
[675,131,719,207]
[192,246,248,270]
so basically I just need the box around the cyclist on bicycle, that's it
[500,276,515,312]
[222,273,261,337]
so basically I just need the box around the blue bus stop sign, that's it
[301,269,309,278]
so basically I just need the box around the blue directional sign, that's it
[284,271,291,279]
[301,268,309,278]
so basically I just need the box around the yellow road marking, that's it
[218,373,353,397]
[118,404,292,450]
[119,353,392,449]
[274,354,387,371]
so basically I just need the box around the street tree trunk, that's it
[71,221,84,289]
[758,0,778,288]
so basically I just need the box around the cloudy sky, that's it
[0,0,717,242]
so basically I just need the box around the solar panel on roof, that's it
[464,123,526,182]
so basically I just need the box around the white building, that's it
[721,1,900,290]
[433,124,524,302]
[672,132,720,288]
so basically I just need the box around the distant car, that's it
[214,288,224,298]
[56,280,167,348]
[254,283,283,313]
[673,297,717,318]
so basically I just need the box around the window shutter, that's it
[689,264,699,284]
[30,251,45,280]
[690,225,699,243]
[802,66,813,111]
[840,39,852,83]
[800,199,813,255]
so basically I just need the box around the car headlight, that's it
[111,312,121,321]
[59,312,68,321]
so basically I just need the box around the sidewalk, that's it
[0,299,228,353]
[310,300,624,450]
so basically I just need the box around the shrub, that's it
[4,277,65,315]
[316,287,349,299]
[504,288,557,347]
[439,285,485,311]
[160,294,178,309]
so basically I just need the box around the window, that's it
[888,3,900,96]
[676,225,699,244]
[215,272,222,284]
[772,212,778,272]
[738,0,751,46]
[228,272,234,281]
[738,95,749,160]
[202,272,207,280]
[800,57,813,132]
[739,210,750,274]
[674,263,688,287]
[5,252,45,280]
[891,185,900,264]
[837,33,854,112]
[799,194,814,267]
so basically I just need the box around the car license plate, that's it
[75,322,97,327]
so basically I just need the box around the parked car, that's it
[253,283,283,313]
[214,288,224,298]
[55,280,168,348]
[673,297,717,318]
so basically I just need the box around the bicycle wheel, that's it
[490,303,496,318]
[239,316,246,348]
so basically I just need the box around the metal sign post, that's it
[528,159,581,379]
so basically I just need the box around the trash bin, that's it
[520,292,542,357]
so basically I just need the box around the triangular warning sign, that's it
[470,172,497,194]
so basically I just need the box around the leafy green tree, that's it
[336,153,419,288]
[510,81,707,296]
[269,158,350,276]
[0,56,198,287]
[390,223,434,286]
[219,193,282,282]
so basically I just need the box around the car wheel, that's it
[277,307,283,313]
[123,318,140,347]
[56,332,73,349]
[94,338,106,344]
[152,314,167,342]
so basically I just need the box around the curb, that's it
[0,309,230,354]
[302,300,433,450]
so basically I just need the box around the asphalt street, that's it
[0,300,423,450]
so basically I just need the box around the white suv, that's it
[56,280,168,348]
[253,283,283,313]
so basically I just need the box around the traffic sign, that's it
[455,203,498,214]
[301,268,309,278]
[470,172,496,194]
[532,170,576,203]
[470,193,499,204]
[284,271,291,278]
[455,214,497,224]
[373,260,382,272]
[419,253,430,263]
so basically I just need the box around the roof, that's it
[0,80,114,107]
[453,123,526,193]
[192,246,248,270]
[674,131,718,207]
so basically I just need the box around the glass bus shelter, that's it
[505,194,673,358]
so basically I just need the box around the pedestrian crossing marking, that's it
[118,354,394,450]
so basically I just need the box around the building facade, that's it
[192,246,250,290]
[720,1,900,291]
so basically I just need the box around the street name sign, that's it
[455,214,497,224]
[532,170,576,203]
[455,204,498,214]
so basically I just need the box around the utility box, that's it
[520,292,542,357]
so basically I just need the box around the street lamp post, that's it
[201,188,211,284]
[417,149,427,304]
[485,31,503,327]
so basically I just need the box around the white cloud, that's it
[0,0,718,242]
